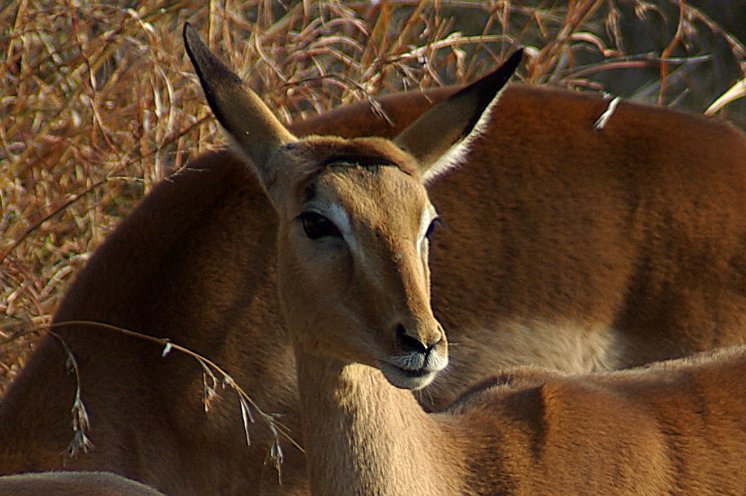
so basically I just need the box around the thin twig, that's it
[3,317,302,478]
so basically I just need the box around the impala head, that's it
[184,24,520,390]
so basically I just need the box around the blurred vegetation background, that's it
[1,0,745,394]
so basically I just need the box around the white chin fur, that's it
[378,361,439,390]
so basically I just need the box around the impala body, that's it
[189,25,746,495]
[1,23,746,495]
[0,472,164,495]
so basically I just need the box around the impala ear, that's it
[394,49,523,184]
[184,23,296,188]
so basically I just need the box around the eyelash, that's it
[299,212,341,240]
[298,211,438,244]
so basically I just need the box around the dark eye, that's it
[300,212,341,240]
[425,217,441,240]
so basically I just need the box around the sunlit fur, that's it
[196,25,746,495]
[270,142,447,385]
[1,24,746,495]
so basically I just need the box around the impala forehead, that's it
[302,166,434,240]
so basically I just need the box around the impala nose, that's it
[382,321,448,389]
[394,322,444,354]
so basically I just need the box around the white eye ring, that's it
[425,217,441,240]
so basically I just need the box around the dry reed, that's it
[1,0,744,395]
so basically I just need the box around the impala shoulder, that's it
[502,83,746,138]
[447,366,562,413]
[288,86,459,139]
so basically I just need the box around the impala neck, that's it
[294,346,464,496]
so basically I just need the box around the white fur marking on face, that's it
[325,203,355,249]
[418,205,437,255]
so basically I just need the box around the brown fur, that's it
[0,472,165,495]
[1,26,746,495]
[444,348,746,495]
[189,27,746,494]
[296,342,746,495]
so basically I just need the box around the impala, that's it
[185,24,746,495]
[1,23,746,495]
[0,471,164,495]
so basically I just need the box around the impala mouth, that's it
[378,360,442,390]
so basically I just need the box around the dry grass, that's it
[1,0,745,395]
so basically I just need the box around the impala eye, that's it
[300,212,341,240]
[425,217,441,240]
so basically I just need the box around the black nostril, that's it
[395,324,429,354]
